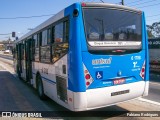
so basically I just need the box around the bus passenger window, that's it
[55,23,63,43]
[47,28,51,44]
[42,30,47,46]
[52,20,69,63]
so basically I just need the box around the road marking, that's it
[138,98,160,106]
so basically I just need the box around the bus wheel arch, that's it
[36,72,47,100]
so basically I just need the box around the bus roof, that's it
[15,2,141,43]
[81,2,141,13]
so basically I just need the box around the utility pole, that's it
[121,0,124,5]
[8,37,11,50]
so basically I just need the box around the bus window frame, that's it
[51,17,69,64]
[82,7,142,53]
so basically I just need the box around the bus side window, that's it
[40,29,51,63]
[42,30,47,46]
[52,20,69,63]
[64,20,69,42]
[47,28,51,44]
[55,22,63,43]
[34,34,39,62]
[21,43,24,60]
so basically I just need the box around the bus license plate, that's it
[111,90,129,96]
[113,78,125,85]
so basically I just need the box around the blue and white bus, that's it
[14,2,149,111]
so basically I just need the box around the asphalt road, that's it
[143,73,160,103]
[0,54,13,60]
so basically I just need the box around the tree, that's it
[147,25,154,38]
[152,22,160,37]
[147,22,160,38]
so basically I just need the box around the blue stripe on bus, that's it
[142,12,149,81]
[32,72,56,85]
[42,77,56,85]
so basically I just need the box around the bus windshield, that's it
[83,8,142,48]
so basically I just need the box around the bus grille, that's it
[56,76,68,103]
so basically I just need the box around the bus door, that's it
[16,44,22,77]
[25,39,32,82]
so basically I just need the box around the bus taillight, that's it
[85,74,90,79]
[140,61,145,79]
[83,64,93,89]
[86,82,90,86]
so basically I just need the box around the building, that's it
[0,40,14,51]
[0,43,4,50]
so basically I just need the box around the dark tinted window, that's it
[34,34,38,48]
[42,30,47,46]
[83,8,142,43]
[64,20,69,42]
[47,28,51,44]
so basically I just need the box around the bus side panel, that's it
[67,3,86,92]
[142,12,149,81]
[142,12,149,96]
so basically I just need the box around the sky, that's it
[0,0,160,41]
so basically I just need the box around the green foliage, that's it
[147,22,160,38]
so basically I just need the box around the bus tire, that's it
[37,75,47,100]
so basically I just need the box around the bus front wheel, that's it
[37,75,47,100]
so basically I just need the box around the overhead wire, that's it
[0,14,55,20]
[122,0,160,23]
[137,2,160,9]
[147,13,160,18]
[0,0,159,29]
[0,1,159,20]
[126,0,143,5]
[129,0,159,7]
[0,33,11,35]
